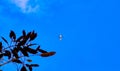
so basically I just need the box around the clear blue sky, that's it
[0,0,120,71]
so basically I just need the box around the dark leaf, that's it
[19,47,29,57]
[40,51,56,57]
[29,31,37,41]
[22,30,26,36]
[26,64,29,67]
[28,44,37,46]
[17,36,29,46]
[24,36,29,42]
[18,39,27,46]
[12,59,22,63]
[21,66,27,71]
[29,66,32,71]
[31,64,39,67]
[12,48,19,58]
[24,47,37,54]
[0,42,2,52]
[0,42,2,46]
[0,54,3,58]
[27,59,32,62]
[16,36,23,42]
[26,32,31,39]
[27,32,31,36]
[1,37,8,44]
[38,49,48,53]
[13,47,19,52]
[9,30,16,40]
[48,51,56,56]
[4,50,11,59]
[40,53,50,57]
[26,64,32,71]
[36,46,40,51]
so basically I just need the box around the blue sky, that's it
[0,0,120,71]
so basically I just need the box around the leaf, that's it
[29,66,32,71]
[48,51,56,56]
[29,31,37,41]
[22,30,26,36]
[12,59,22,63]
[40,53,50,57]
[4,50,11,59]
[21,66,27,71]
[13,47,19,52]
[1,37,8,44]
[26,64,32,71]
[36,46,49,54]
[24,47,37,54]
[0,54,3,58]
[26,64,29,67]
[9,30,16,40]
[26,64,39,71]
[38,49,48,53]
[40,51,56,57]
[19,47,29,57]
[0,42,2,46]
[31,64,39,67]
[17,36,28,46]
[0,42,2,52]
[36,46,40,51]
[26,32,31,39]
[28,44,37,46]
[16,36,23,42]
[18,39,27,46]
[17,35,30,46]
[27,59,32,62]
[12,48,19,58]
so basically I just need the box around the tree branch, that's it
[0,54,38,66]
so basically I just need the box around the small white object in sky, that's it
[59,34,63,40]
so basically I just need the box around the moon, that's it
[59,34,63,40]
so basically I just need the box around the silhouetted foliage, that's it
[1,37,8,44]
[0,42,2,52]
[9,30,16,40]
[0,30,56,71]
[12,59,22,64]
[3,50,11,59]
[21,66,27,71]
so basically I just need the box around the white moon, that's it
[59,34,63,40]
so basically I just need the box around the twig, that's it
[0,54,39,66]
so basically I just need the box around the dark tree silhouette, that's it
[0,30,56,71]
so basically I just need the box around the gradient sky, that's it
[0,0,120,71]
